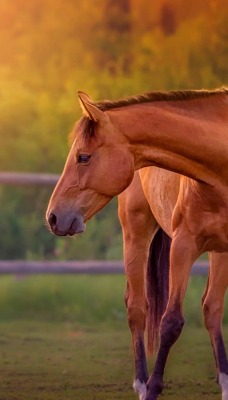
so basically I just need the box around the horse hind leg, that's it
[146,230,199,400]
[202,252,228,400]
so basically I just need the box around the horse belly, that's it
[139,167,180,236]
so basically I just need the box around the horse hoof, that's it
[219,373,228,400]
[133,379,147,400]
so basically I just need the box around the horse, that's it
[46,88,228,399]
[118,167,228,400]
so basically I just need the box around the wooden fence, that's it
[0,260,208,275]
[0,172,209,276]
[0,171,59,186]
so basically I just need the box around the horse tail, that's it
[146,227,171,355]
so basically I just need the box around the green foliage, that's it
[0,0,227,259]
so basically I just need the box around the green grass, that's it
[0,275,226,399]
[0,274,227,325]
[0,275,127,325]
[0,321,223,400]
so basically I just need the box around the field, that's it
[0,274,226,400]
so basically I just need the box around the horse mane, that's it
[75,87,228,141]
[96,87,228,111]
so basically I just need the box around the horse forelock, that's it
[69,116,96,144]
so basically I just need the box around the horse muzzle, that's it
[46,211,86,236]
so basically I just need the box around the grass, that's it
[0,321,223,400]
[0,274,227,325]
[0,274,226,399]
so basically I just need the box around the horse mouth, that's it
[67,218,85,236]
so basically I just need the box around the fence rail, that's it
[0,172,209,276]
[0,260,208,275]
[0,172,59,186]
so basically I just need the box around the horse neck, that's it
[108,98,228,186]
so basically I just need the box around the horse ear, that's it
[78,91,105,122]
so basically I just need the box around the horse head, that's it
[46,92,134,236]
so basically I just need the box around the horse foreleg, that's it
[118,182,157,400]
[123,218,157,400]
[202,252,228,400]
[145,231,199,400]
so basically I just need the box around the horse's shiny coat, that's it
[46,89,228,399]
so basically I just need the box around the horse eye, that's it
[77,154,91,164]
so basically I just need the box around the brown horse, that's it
[118,167,228,400]
[46,88,228,399]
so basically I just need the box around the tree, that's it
[160,3,177,36]
[93,0,132,74]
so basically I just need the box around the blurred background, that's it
[0,4,227,397]
[0,0,227,261]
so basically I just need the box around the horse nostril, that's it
[48,213,57,228]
